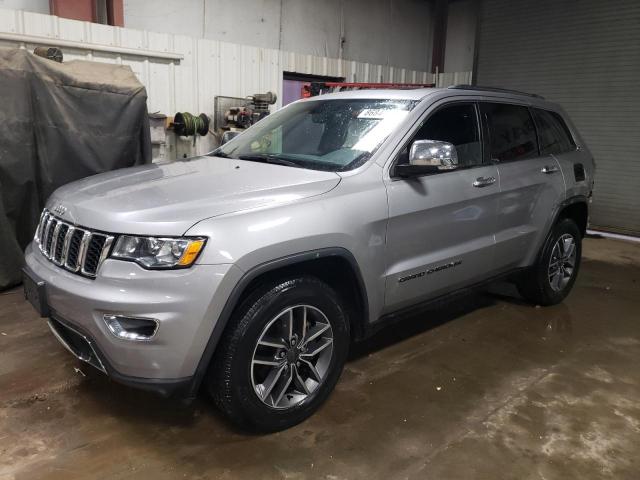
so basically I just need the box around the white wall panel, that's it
[89,22,117,45]
[0,7,470,161]
[0,0,47,14]
[125,0,205,38]
[123,0,433,70]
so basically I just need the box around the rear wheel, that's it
[517,218,582,306]
[207,276,349,432]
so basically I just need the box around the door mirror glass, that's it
[409,140,458,170]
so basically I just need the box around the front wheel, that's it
[207,276,350,432]
[517,218,582,306]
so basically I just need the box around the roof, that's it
[297,85,556,109]
[302,88,441,101]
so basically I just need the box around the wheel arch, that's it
[556,196,589,237]
[185,247,369,399]
[524,195,588,272]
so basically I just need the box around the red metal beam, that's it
[49,0,123,26]
[106,0,124,27]
[319,82,435,88]
[49,0,96,22]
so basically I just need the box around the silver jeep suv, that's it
[23,85,594,431]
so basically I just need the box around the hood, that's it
[47,156,341,235]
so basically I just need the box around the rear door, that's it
[481,102,566,271]
[383,101,500,311]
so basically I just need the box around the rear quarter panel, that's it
[552,106,595,201]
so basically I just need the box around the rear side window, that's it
[532,108,576,155]
[481,103,538,162]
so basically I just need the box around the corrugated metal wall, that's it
[125,0,436,72]
[476,0,640,235]
[0,8,472,160]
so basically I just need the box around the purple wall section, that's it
[283,79,308,106]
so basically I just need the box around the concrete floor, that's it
[1,237,639,480]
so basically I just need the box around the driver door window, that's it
[399,103,483,168]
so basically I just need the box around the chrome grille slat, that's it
[43,217,55,256]
[38,216,43,245]
[34,209,114,279]
[34,210,47,245]
[59,226,75,266]
[46,219,58,257]
[40,212,49,246]
[80,233,96,276]
[49,222,63,261]
[98,236,114,267]
[76,230,92,274]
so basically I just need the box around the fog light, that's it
[103,314,159,341]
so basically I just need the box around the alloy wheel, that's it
[548,233,577,292]
[251,305,334,409]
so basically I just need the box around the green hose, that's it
[173,112,210,145]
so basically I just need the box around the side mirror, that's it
[221,130,241,145]
[395,140,458,178]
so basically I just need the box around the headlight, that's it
[111,235,206,269]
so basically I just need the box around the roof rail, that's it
[448,84,544,99]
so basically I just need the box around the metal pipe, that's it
[0,32,183,61]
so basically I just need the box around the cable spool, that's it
[173,112,209,137]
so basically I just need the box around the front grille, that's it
[34,209,114,279]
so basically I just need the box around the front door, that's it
[384,102,500,312]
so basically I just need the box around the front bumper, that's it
[25,243,242,393]
[45,313,193,397]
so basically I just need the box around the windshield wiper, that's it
[237,154,302,168]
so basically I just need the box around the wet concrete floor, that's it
[1,236,639,479]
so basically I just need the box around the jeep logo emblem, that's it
[53,204,67,216]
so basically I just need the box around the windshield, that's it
[211,98,417,171]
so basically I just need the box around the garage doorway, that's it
[282,72,344,106]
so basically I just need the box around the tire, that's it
[207,276,350,432]
[517,218,582,306]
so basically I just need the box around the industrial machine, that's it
[214,92,277,133]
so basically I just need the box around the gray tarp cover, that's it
[0,48,151,290]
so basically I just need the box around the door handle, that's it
[541,165,559,174]
[473,176,496,188]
